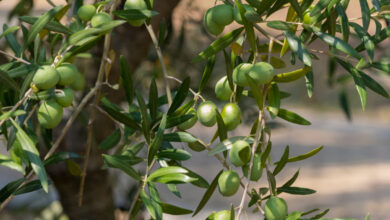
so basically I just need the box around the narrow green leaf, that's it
[0,26,19,39]
[215,110,228,142]
[192,170,223,216]
[0,178,24,203]
[255,0,277,16]
[14,179,49,195]
[100,98,141,130]
[286,146,323,163]
[163,132,197,143]
[360,71,389,98]
[184,168,209,189]
[278,186,316,195]
[267,83,280,118]
[311,209,330,219]
[277,108,311,125]
[0,110,26,121]
[350,23,374,62]
[0,70,20,92]
[336,4,349,42]
[113,9,158,20]
[19,16,73,35]
[161,202,193,215]
[102,154,141,180]
[208,136,254,156]
[339,89,352,120]
[4,24,22,56]
[284,31,312,66]
[150,173,197,184]
[267,20,295,31]
[0,154,25,174]
[65,159,82,176]
[267,170,277,195]
[248,189,260,207]
[149,81,158,122]
[304,70,314,98]
[44,152,81,166]
[359,0,370,31]
[10,119,48,193]
[166,114,194,129]
[120,55,134,105]
[122,142,145,156]
[157,149,192,161]
[168,77,190,115]
[136,92,150,143]
[282,169,300,187]
[289,0,303,19]
[193,27,244,62]
[236,1,256,53]
[158,19,167,47]
[273,145,289,175]
[148,183,163,220]
[25,6,63,49]
[148,114,166,165]
[98,129,121,150]
[286,211,302,220]
[147,166,188,182]
[140,189,160,220]
[198,55,216,93]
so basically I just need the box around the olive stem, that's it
[165,75,206,101]
[78,0,120,207]
[0,88,32,127]
[145,23,173,106]
[0,50,31,65]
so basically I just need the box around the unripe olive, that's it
[177,108,197,130]
[70,72,86,91]
[208,4,234,26]
[204,9,224,36]
[56,88,74,107]
[215,76,233,101]
[214,210,232,220]
[242,153,262,181]
[124,0,148,27]
[265,196,288,220]
[233,4,255,24]
[32,65,60,90]
[56,63,78,86]
[37,100,63,129]
[229,140,251,167]
[221,103,241,130]
[218,170,240,197]
[247,62,274,85]
[77,4,96,21]
[91,12,112,27]
[197,101,217,127]
[232,63,252,87]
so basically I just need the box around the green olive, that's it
[221,103,241,130]
[265,196,288,220]
[56,88,74,107]
[32,65,60,90]
[56,63,78,86]
[242,153,262,181]
[208,4,234,26]
[233,4,255,24]
[232,63,253,87]
[229,140,251,167]
[204,8,224,36]
[197,101,217,127]
[77,4,96,21]
[37,100,63,129]
[177,108,197,130]
[70,72,86,91]
[218,170,240,197]
[91,12,112,27]
[247,62,274,85]
[215,76,233,101]
[124,0,148,27]
[214,210,232,220]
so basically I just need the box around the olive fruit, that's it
[56,63,78,86]
[197,101,217,127]
[37,100,63,129]
[208,4,234,26]
[265,196,288,220]
[215,76,233,101]
[242,153,262,181]
[229,140,251,167]
[247,62,274,85]
[32,65,60,90]
[232,63,252,87]
[91,12,112,27]
[177,108,197,130]
[56,88,74,107]
[233,4,255,24]
[218,170,240,197]
[77,4,96,21]
[214,210,232,220]
[221,103,241,130]
[124,0,148,27]
[70,72,86,91]
[204,9,224,36]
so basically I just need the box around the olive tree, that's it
[0,0,389,219]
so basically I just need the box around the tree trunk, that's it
[47,1,182,219]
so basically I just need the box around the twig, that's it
[0,89,32,127]
[165,75,206,101]
[145,23,172,105]
[78,0,119,207]
[0,50,31,64]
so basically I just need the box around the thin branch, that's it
[165,75,206,101]
[0,50,31,64]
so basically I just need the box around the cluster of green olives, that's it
[204,3,255,35]
[31,63,85,129]
[77,4,113,27]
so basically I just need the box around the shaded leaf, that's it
[98,129,121,150]
[168,77,190,115]
[278,186,316,195]
[284,31,312,66]
[163,132,197,143]
[161,202,192,215]
[120,55,134,105]
[277,108,311,125]
[148,114,167,165]
[157,149,192,161]
[273,145,289,175]
[103,154,141,180]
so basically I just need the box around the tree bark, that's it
[47,1,182,219]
